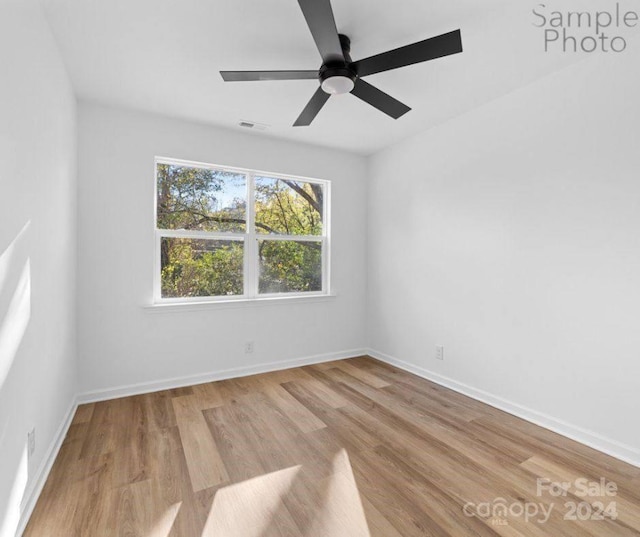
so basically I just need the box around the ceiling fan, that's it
[220,0,463,126]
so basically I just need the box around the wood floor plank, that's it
[262,383,327,433]
[142,389,177,430]
[25,356,640,537]
[72,403,95,424]
[154,427,210,537]
[356,446,502,537]
[64,422,90,446]
[203,402,268,483]
[237,392,333,482]
[65,452,116,536]
[111,395,151,487]
[330,360,391,389]
[78,399,120,459]
[360,494,405,537]
[297,368,350,408]
[190,381,226,409]
[172,395,229,491]
[282,381,380,453]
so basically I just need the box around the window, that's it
[154,158,329,303]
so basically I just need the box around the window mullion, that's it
[158,229,245,241]
[255,234,322,242]
[245,172,257,298]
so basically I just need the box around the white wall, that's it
[0,0,77,534]
[368,50,640,459]
[77,103,367,396]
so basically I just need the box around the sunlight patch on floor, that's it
[148,502,182,537]
[202,465,301,537]
[202,449,371,537]
[306,449,371,537]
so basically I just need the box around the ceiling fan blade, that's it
[297,0,345,63]
[351,79,410,119]
[220,70,318,82]
[293,87,330,126]
[353,29,463,77]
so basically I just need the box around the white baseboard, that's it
[367,348,640,469]
[17,397,78,537]
[77,348,368,404]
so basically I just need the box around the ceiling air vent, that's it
[239,120,268,131]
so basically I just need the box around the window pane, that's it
[157,163,246,232]
[255,176,323,236]
[161,238,244,298]
[258,240,322,294]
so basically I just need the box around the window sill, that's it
[143,293,337,313]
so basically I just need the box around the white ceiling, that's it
[42,0,583,154]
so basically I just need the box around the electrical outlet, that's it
[435,345,444,361]
[28,428,36,458]
[244,341,254,354]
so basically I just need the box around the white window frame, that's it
[153,157,331,304]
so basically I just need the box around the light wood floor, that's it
[25,356,640,536]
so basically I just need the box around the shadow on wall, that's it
[0,221,32,536]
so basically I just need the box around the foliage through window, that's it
[155,159,328,301]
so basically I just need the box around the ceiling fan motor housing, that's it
[319,34,356,95]
[319,63,356,94]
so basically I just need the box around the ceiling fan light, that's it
[321,75,355,95]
